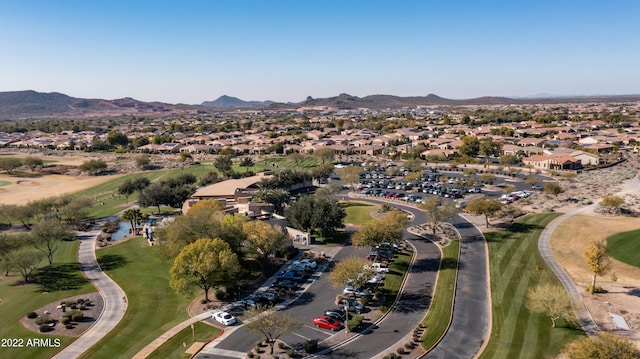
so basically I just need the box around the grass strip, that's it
[478,213,585,359]
[0,240,96,359]
[146,321,221,359]
[420,240,459,351]
[81,237,192,359]
[377,249,413,313]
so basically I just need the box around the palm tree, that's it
[122,208,143,235]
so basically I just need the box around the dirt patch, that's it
[0,174,117,205]
[19,293,103,337]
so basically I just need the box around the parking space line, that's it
[304,324,333,336]
[290,331,312,341]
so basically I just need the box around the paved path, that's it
[538,174,640,336]
[52,226,128,359]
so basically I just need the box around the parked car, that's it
[531,184,543,190]
[313,316,342,331]
[364,262,390,273]
[324,309,347,322]
[338,298,364,314]
[343,285,371,298]
[271,279,298,290]
[212,311,236,326]
[276,270,304,282]
[367,273,385,285]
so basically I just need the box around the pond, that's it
[111,221,132,241]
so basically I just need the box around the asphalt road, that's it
[424,215,489,359]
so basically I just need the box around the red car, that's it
[313,316,342,331]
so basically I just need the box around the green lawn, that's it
[0,240,97,359]
[341,201,380,226]
[377,249,413,312]
[0,180,11,186]
[147,321,221,359]
[82,237,193,359]
[479,213,584,359]
[421,240,459,351]
[605,229,640,267]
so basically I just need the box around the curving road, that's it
[51,225,128,359]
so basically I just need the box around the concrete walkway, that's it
[538,174,640,336]
[51,226,128,359]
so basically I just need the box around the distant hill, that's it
[1,90,639,119]
[0,90,178,119]
[201,95,274,109]
[271,93,640,110]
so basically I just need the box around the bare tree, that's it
[244,307,302,355]
[526,283,574,328]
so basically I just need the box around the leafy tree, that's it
[351,210,408,247]
[151,133,172,145]
[329,256,371,294]
[243,220,286,268]
[479,138,502,160]
[285,195,316,233]
[219,213,249,255]
[562,332,640,359]
[179,152,193,168]
[498,154,520,168]
[138,182,171,213]
[252,188,290,214]
[244,307,302,355]
[78,159,108,175]
[106,131,129,148]
[465,198,502,227]
[600,195,625,212]
[169,238,240,302]
[525,283,574,328]
[543,182,564,197]
[313,147,335,164]
[118,179,137,203]
[0,157,23,174]
[198,170,220,187]
[311,163,334,180]
[584,240,610,294]
[336,166,363,190]
[457,136,480,158]
[214,155,233,177]
[58,197,92,224]
[135,154,150,169]
[419,197,458,234]
[238,157,254,172]
[22,156,44,171]
[312,195,346,236]
[479,173,496,184]
[30,219,74,265]
[0,233,25,275]
[9,249,44,282]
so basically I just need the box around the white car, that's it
[364,262,390,273]
[342,285,371,297]
[212,311,236,326]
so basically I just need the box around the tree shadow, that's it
[627,288,640,297]
[34,263,89,292]
[393,292,432,314]
[410,257,442,273]
[281,291,316,310]
[97,254,130,271]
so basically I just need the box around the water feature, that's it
[111,221,132,240]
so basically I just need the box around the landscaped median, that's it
[419,240,459,351]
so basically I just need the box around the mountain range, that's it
[1,90,640,119]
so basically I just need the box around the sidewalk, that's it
[51,225,128,359]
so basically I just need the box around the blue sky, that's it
[0,1,638,104]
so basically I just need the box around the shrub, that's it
[79,305,87,310]
[405,342,413,349]
[27,312,38,319]
[86,301,94,307]
[255,340,263,347]
[70,304,78,309]
[304,339,318,354]
[39,324,51,332]
[65,324,74,329]
[247,352,254,358]
[35,316,44,325]
[200,299,208,305]
[397,347,405,354]
[286,349,294,357]
[586,285,607,294]
[278,342,286,349]
[347,315,364,331]
[61,317,71,325]
[71,310,84,322]
[77,298,85,304]
[360,295,372,306]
